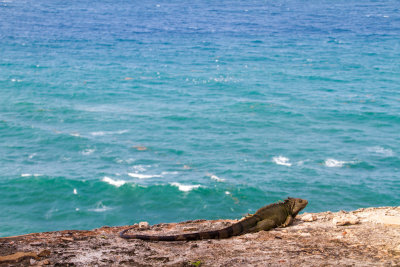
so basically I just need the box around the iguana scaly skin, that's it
[119,197,308,241]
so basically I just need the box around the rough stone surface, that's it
[138,222,150,230]
[300,214,316,222]
[332,214,360,226]
[1,206,399,266]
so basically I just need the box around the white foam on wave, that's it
[128,173,162,179]
[116,158,136,164]
[91,131,105,136]
[170,182,201,192]
[132,165,150,172]
[73,188,78,195]
[102,176,126,187]
[324,158,347,168]
[272,156,292,167]
[45,207,58,219]
[21,173,42,177]
[81,149,95,155]
[206,173,225,182]
[89,202,112,212]
[90,130,129,136]
[296,160,307,166]
[367,146,394,157]
[90,206,111,212]
[28,153,37,159]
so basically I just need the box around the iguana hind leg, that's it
[247,219,276,233]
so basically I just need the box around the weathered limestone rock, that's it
[0,206,399,266]
[300,213,316,222]
[0,251,38,264]
[138,221,150,229]
[332,214,360,226]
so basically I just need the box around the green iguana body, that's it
[119,197,308,241]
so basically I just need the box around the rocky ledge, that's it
[1,206,400,266]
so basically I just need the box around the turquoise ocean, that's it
[1,0,399,237]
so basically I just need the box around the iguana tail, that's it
[119,215,261,241]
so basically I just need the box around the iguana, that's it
[119,197,308,241]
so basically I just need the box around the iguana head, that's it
[285,197,308,217]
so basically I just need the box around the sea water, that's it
[0,0,399,237]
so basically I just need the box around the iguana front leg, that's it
[280,215,294,227]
